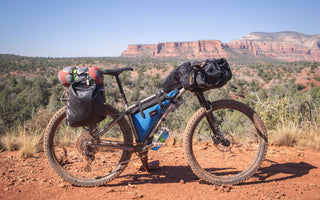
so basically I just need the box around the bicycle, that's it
[44,67,268,187]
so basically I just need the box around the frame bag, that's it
[132,90,178,142]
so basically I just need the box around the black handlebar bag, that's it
[66,81,106,127]
[196,58,232,90]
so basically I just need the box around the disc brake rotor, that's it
[215,132,234,152]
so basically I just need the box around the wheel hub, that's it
[215,132,234,152]
[76,133,98,156]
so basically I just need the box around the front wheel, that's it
[184,100,268,185]
[44,104,133,187]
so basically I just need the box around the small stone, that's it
[164,150,174,154]
[179,179,185,184]
[57,182,66,188]
[106,188,115,193]
[4,187,9,191]
[133,193,144,199]
[223,186,231,192]
[8,180,15,186]
[200,142,209,150]
[309,183,317,187]
[126,183,135,188]
[166,137,176,147]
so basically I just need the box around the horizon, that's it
[1,0,320,57]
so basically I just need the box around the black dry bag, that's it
[66,81,106,127]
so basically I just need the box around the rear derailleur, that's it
[76,133,99,172]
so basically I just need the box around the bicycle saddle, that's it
[101,67,133,76]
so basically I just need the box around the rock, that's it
[18,178,24,182]
[309,183,317,187]
[106,188,115,193]
[8,180,15,186]
[166,137,176,147]
[121,32,320,62]
[126,183,135,188]
[164,150,174,154]
[121,40,229,59]
[57,182,66,188]
[133,193,144,199]
[179,179,185,184]
[223,186,232,192]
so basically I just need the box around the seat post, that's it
[115,75,129,109]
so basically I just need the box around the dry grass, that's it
[1,104,319,159]
[0,107,53,158]
[18,129,42,158]
[0,126,42,158]
[1,132,20,151]
[269,122,320,149]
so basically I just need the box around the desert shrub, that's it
[253,93,320,149]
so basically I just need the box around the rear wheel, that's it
[184,100,268,185]
[44,105,133,187]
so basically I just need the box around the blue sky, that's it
[1,0,319,57]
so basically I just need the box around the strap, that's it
[138,102,145,118]
[155,92,163,109]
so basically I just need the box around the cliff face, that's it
[121,40,229,59]
[121,32,320,62]
[228,32,320,62]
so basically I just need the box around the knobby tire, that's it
[184,100,268,185]
[44,104,133,187]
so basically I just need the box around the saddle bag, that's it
[66,81,106,127]
[132,90,178,142]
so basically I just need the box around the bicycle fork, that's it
[194,90,230,147]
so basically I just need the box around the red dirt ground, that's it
[1,145,320,200]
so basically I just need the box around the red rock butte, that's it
[121,32,320,62]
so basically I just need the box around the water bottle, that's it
[152,128,169,151]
